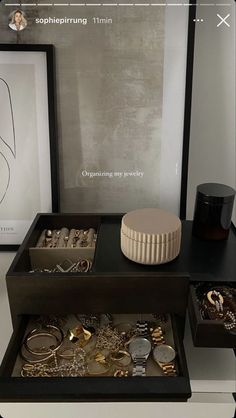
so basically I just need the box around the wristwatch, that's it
[151,326,177,376]
[129,337,152,377]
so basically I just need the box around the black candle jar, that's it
[192,183,235,240]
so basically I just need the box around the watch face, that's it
[129,337,151,357]
[153,344,176,363]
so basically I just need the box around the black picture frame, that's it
[180,1,196,220]
[0,44,59,250]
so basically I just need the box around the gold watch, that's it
[151,326,177,376]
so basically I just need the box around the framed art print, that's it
[0,1,196,228]
[19,0,195,219]
[0,44,59,249]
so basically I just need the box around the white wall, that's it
[160,4,189,214]
[187,1,235,223]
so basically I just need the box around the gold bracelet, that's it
[25,332,59,356]
[21,346,54,364]
[24,325,64,356]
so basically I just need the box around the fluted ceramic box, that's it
[121,208,181,265]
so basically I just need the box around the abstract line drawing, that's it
[0,46,57,248]
[0,152,10,205]
[0,77,16,205]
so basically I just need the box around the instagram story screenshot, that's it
[0,0,235,416]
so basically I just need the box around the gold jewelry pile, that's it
[20,317,134,378]
[36,228,97,248]
[196,285,236,333]
[18,314,175,378]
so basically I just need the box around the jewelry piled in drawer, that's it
[188,282,236,348]
[13,314,179,378]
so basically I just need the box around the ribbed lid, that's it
[121,208,181,244]
[196,183,236,204]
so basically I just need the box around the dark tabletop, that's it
[93,218,236,282]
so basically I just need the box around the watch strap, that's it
[160,362,177,376]
[132,357,147,377]
[150,326,166,346]
[136,321,149,338]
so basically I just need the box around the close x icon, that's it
[217,14,230,28]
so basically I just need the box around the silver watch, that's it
[129,337,151,376]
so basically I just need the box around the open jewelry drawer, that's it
[0,313,191,402]
[188,281,236,348]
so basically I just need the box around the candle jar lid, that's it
[196,183,235,205]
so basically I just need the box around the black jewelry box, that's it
[0,213,191,402]
[1,213,235,402]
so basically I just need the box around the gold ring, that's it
[114,369,129,377]
[110,350,131,366]
[87,361,110,376]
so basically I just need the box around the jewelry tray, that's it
[0,313,190,402]
[25,214,99,271]
[11,314,177,378]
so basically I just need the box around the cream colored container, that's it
[121,208,181,265]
